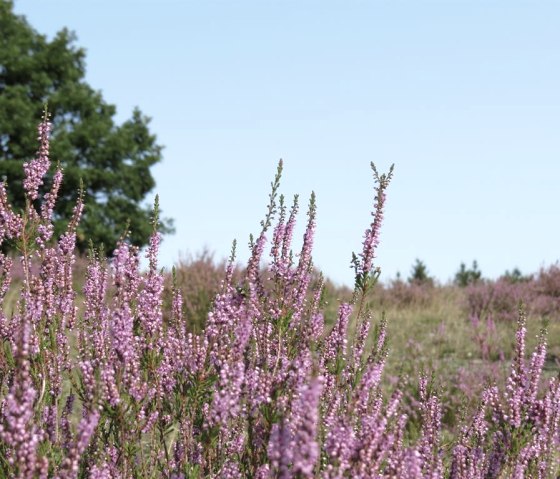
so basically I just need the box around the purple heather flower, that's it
[360,190,386,276]
[254,464,270,479]
[325,419,356,477]
[351,314,371,372]
[354,360,385,416]
[526,330,547,407]
[40,167,63,222]
[267,419,292,479]
[419,394,443,478]
[88,464,112,479]
[208,360,246,428]
[290,377,322,478]
[60,393,75,450]
[270,197,286,276]
[56,410,100,479]
[357,164,393,281]
[141,410,159,434]
[322,303,353,367]
[279,195,299,280]
[505,314,528,427]
[100,364,120,407]
[449,444,487,479]
[0,181,23,243]
[0,321,45,478]
[289,193,316,328]
[23,117,51,201]
[138,232,164,342]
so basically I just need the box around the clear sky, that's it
[12,0,560,286]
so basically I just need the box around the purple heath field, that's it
[0,114,559,478]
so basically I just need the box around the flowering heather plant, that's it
[0,114,559,478]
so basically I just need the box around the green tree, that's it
[454,260,482,287]
[0,0,173,253]
[408,258,434,286]
[501,267,531,284]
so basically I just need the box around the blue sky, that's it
[13,0,560,286]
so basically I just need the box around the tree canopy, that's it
[0,0,173,254]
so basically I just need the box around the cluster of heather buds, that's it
[0,114,558,478]
[23,110,52,202]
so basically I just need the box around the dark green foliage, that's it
[501,267,531,284]
[0,0,173,253]
[408,258,434,286]
[454,260,482,287]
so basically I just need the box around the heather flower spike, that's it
[260,159,283,233]
[352,162,394,300]
[23,106,51,202]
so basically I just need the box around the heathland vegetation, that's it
[0,114,558,478]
